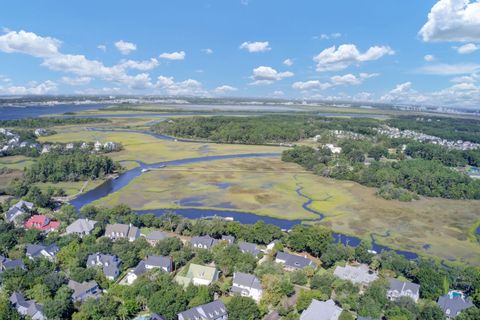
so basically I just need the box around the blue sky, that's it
[0,0,479,107]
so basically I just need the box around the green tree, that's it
[226,296,261,320]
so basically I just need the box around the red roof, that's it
[24,215,60,231]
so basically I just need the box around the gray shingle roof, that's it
[66,218,97,235]
[145,255,172,271]
[9,292,44,319]
[146,231,169,241]
[178,300,227,320]
[437,291,474,318]
[86,253,121,279]
[221,235,235,244]
[388,278,420,298]
[191,235,218,249]
[68,280,100,301]
[105,223,140,240]
[276,251,316,270]
[300,299,342,320]
[232,272,262,290]
[238,241,260,256]
[5,206,25,222]
[26,243,59,259]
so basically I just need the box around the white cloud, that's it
[0,30,60,58]
[117,58,159,71]
[419,0,480,42]
[380,82,427,103]
[250,66,293,85]
[97,44,107,52]
[61,76,92,86]
[283,58,293,66]
[114,40,136,55]
[313,44,394,72]
[159,51,186,60]
[292,80,331,91]
[424,54,435,62]
[456,42,479,54]
[154,76,207,96]
[330,73,379,86]
[450,73,478,83]
[314,33,342,40]
[213,85,237,95]
[202,48,213,54]
[0,80,57,95]
[418,62,480,75]
[273,90,284,96]
[240,41,271,53]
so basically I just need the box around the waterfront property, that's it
[177,300,227,320]
[238,241,260,257]
[144,230,169,245]
[24,215,60,233]
[105,223,140,242]
[333,264,378,286]
[66,218,97,237]
[437,291,474,318]
[190,235,219,250]
[5,200,34,225]
[387,278,420,302]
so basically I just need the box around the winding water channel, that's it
[70,127,419,260]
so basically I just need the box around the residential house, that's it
[34,129,48,137]
[68,280,100,302]
[175,263,219,288]
[125,255,172,285]
[145,230,169,246]
[26,244,59,262]
[104,223,140,242]
[231,272,263,302]
[221,235,235,244]
[275,252,317,271]
[65,142,75,150]
[300,299,342,320]
[9,292,45,320]
[238,241,260,257]
[146,314,166,320]
[387,278,420,302]
[178,300,227,320]
[333,264,378,286]
[5,200,34,225]
[266,240,280,252]
[66,218,98,237]
[94,141,102,151]
[41,145,51,154]
[0,256,26,271]
[24,215,60,233]
[190,235,219,250]
[437,291,474,318]
[86,253,121,280]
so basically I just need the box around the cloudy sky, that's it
[0,0,479,108]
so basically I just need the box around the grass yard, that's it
[93,156,480,265]
[0,155,34,170]
[33,180,105,197]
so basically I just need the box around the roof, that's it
[9,292,44,319]
[5,206,25,222]
[68,280,99,300]
[146,230,169,241]
[300,299,342,320]
[66,218,97,234]
[437,291,474,317]
[221,235,235,243]
[388,278,420,296]
[145,255,171,269]
[86,253,121,278]
[333,264,378,285]
[1,256,26,270]
[232,272,262,290]
[276,251,316,269]
[186,263,218,281]
[132,261,148,276]
[13,200,34,210]
[238,241,260,256]
[26,243,59,258]
[148,314,166,320]
[178,300,227,320]
[24,215,60,231]
[105,223,140,240]
[191,235,218,248]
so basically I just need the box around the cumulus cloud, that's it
[313,44,394,72]
[117,58,159,71]
[292,80,332,91]
[0,80,57,95]
[419,0,480,42]
[418,62,480,75]
[97,44,107,52]
[0,30,60,57]
[159,51,186,60]
[250,66,293,85]
[424,54,436,62]
[154,76,207,96]
[240,41,271,53]
[283,58,293,66]
[273,90,284,96]
[455,42,479,54]
[61,76,92,86]
[329,73,379,86]
[114,40,136,55]
[380,82,427,103]
[213,85,237,95]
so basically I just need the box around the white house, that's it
[231,272,263,302]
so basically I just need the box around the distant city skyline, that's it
[0,0,479,108]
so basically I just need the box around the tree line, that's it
[0,117,109,128]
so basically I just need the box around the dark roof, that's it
[86,253,121,278]
[437,292,474,317]
[5,206,25,222]
[276,251,316,269]
[388,278,420,296]
[178,300,227,320]
[148,314,166,320]
[9,292,44,318]
[145,256,171,270]
[221,235,235,244]
[26,243,59,258]
[190,235,218,249]
[232,272,262,290]
[146,231,169,241]
[238,241,260,256]
[0,256,26,271]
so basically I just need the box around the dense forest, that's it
[0,203,478,319]
[151,115,380,144]
[282,144,480,200]
[387,116,480,143]
[24,151,120,183]
[0,117,109,128]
